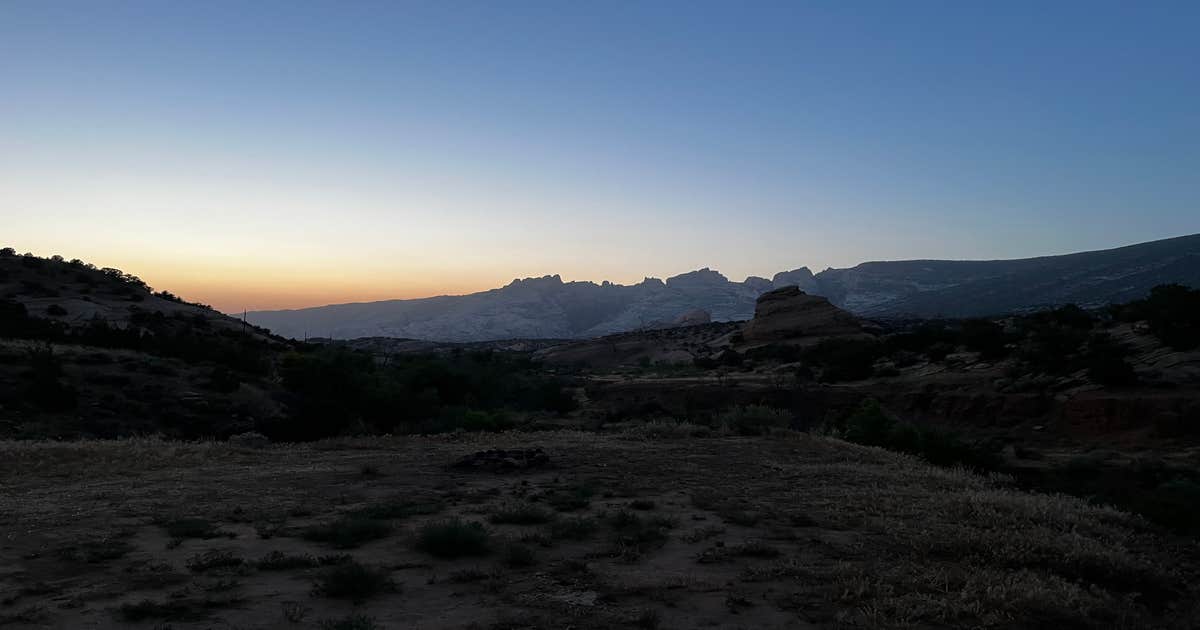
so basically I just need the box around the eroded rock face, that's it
[741,286,866,344]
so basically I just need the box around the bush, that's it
[302,517,391,549]
[804,338,883,382]
[607,511,676,557]
[1085,334,1137,387]
[1115,284,1200,350]
[414,519,491,558]
[312,561,396,602]
[500,543,537,568]
[835,400,1000,470]
[959,319,1010,359]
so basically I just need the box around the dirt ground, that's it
[1,432,1196,629]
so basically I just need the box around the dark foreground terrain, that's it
[2,432,1197,629]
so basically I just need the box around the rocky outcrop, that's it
[741,286,866,345]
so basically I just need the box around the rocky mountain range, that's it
[246,233,1200,342]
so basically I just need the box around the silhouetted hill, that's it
[814,233,1200,317]
[247,234,1200,341]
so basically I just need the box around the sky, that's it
[2,1,1198,313]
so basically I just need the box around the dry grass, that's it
[0,432,1195,629]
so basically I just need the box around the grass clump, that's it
[414,518,491,558]
[691,491,760,526]
[448,567,496,583]
[303,516,391,549]
[312,561,396,602]
[119,599,197,622]
[351,497,443,520]
[549,516,598,541]
[185,549,245,573]
[161,518,233,540]
[257,551,319,571]
[319,613,382,629]
[544,485,595,512]
[58,535,134,563]
[489,501,555,525]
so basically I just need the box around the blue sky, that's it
[2,1,1197,312]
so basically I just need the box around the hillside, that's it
[246,234,1200,342]
[0,250,295,439]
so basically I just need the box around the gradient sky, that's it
[3,1,1198,313]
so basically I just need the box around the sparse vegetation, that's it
[160,517,234,541]
[489,501,556,525]
[549,516,598,540]
[303,516,392,549]
[500,542,538,567]
[714,405,791,435]
[185,549,245,573]
[415,518,491,558]
[319,614,382,630]
[257,551,320,571]
[312,561,397,602]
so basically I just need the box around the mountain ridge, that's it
[246,233,1200,342]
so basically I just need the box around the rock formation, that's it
[740,286,866,345]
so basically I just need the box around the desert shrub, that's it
[119,599,196,622]
[1016,311,1092,375]
[489,502,555,525]
[57,535,134,563]
[1114,284,1200,350]
[320,614,382,630]
[350,497,443,520]
[500,542,538,567]
[257,551,319,571]
[414,518,491,558]
[549,516,598,540]
[804,338,883,381]
[1084,334,1137,387]
[834,400,1001,470]
[185,550,244,573]
[302,516,391,549]
[714,405,791,435]
[23,344,76,411]
[607,511,676,557]
[621,419,712,439]
[312,561,396,602]
[544,485,595,512]
[274,347,576,440]
[160,518,232,540]
[959,319,1010,359]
